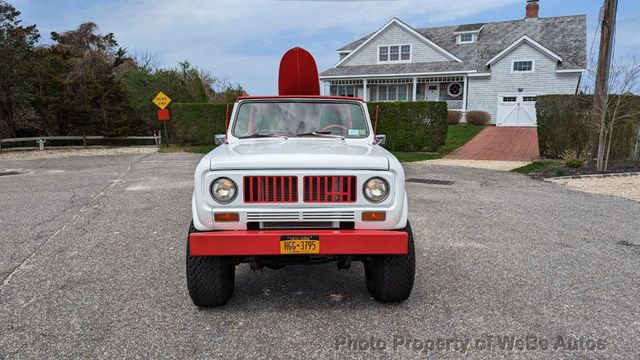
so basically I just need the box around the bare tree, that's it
[131,50,159,72]
[195,68,246,102]
[586,56,640,171]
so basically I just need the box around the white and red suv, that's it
[186,49,415,306]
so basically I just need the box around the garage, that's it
[496,94,538,127]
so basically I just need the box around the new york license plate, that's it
[280,235,319,254]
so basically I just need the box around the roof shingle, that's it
[323,15,586,77]
[454,23,484,32]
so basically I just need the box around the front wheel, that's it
[365,221,416,302]
[186,222,235,307]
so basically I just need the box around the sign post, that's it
[152,91,172,144]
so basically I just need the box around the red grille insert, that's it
[244,176,298,203]
[304,176,357,203]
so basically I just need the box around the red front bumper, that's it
[189,229,408,256]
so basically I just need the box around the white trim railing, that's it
[0,131,162,151]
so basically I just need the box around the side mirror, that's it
[214,134,226,145]
[375,134,386,145]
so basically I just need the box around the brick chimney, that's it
[526,0,539,19]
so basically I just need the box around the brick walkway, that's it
[445,127,539,161]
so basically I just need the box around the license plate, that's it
[280,235,319,254]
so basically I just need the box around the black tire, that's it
[365,221,416,303]
[186,222,235,307]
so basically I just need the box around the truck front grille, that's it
[246,211,356,221]
[303,176,357,203]
[243,176,298,203]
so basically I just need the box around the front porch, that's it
[322,75,468,110]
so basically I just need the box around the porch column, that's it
[462,75,468,111]
[363,79,368,101]
[412,77,418,101]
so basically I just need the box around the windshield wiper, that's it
[239,133,282,139]
[295,131,344,138]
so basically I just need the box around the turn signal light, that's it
[214,212,239,222]
[362,211,386,221]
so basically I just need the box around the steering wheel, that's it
[321,124,349,135]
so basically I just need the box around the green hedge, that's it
[537,95,640,160]
[168,103,228,145]
[367,101,448,151]
[169,101,448,151]
[536,95,593,158]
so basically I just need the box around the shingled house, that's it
[319,0,586,126]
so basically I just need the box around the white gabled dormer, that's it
[454,23,484,44]
[456,32,476,44]
[333,18,462,67]
[485,35,562,68]
[337,51,351,60]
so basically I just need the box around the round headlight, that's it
[210,177,237,204]
[363,177,389,203]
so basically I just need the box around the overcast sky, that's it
[11,0,640,95]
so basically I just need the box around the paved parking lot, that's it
[1,152,639,359]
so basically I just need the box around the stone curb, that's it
[544,172,640,182]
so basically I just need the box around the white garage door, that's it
[496,94,537,127]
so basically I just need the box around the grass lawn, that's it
[511,160,574,180]
[391,151,441,162]
[159,125,485,162]
[510,160,559,174]
[511,159,640,180]
[391,125,485,162]
[438,125,485,155]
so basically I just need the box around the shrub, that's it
[169,101,448,151]
[367,101,448,151]
[169,103,228,145]
[537,95,640,160]
[565,159,584,168]
[561,148,586,167]
[536,95,593,159]
[448,111,462,125]
[465,111,491,125]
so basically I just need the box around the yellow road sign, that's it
[152,91,172,110]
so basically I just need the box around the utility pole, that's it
[593,0,618,172]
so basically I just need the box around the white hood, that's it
[208,138,389,171]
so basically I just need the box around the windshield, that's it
[232,101,369,138]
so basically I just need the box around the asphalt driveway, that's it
[1,152,639,359]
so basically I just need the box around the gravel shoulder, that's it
[417,159,529,171]
[549,175,640,203]
[0,147,157,161]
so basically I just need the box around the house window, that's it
[336,85,356,97]
[457,33,474,43]
[388,85,397,100]
[400,45,411,60]
[447,83,462,98]
[379,47,388,62]
[389,46,399,61]
[378,45,411,62]
[377,84,409,101]
[502,96,517,102]
[398,85,408,100]
[523,96,536,102]
[378,86,387,101]
[513,60,534,72]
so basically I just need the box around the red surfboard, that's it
[278,47,320,96]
